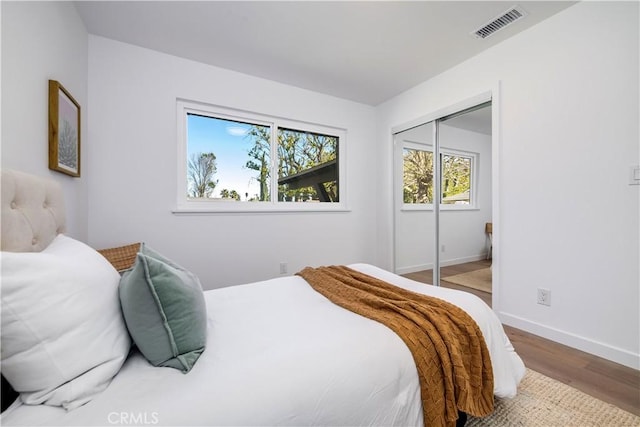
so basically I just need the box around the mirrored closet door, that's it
[394,121,438,284]
[394,102,493,293]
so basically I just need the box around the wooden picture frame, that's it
[49,80,81,177]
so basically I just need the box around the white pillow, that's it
[1,234,131,410]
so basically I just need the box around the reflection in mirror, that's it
[438,103,493,294]
[394,122,437,283]
[395,102,493,296]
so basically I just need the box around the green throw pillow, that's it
[119,244,207,373]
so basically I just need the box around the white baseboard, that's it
[395,253,488,275]
[499,312,640,370]
[440,253,488,267]
[395,263,434,275]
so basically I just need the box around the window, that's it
[402,143,476,209]
[176,100,345,212]
[277,128,339,203]
[403,146,434,204]
[441,153,472,205]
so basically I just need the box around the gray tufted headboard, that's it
[1,170,66,252]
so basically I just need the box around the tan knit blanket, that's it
[297,265,494,427]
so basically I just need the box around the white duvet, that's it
[2,264,525,426]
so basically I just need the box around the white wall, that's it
[439,124,492,266]
[1,1,89,241]
[87,36,377,289]
[376,2,639,369]
[395,124,492,274]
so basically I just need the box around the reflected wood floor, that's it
[402,261,640,416]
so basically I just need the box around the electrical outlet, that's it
[279,262,288,274]
[537,288,551,306]
[630,165,640,185]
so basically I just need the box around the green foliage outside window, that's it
[403,148,434,204]
[186,111,339,204]
[245,126,338,202]
[441,155,471,204]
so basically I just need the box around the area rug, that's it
[466,369,640,426]
[442,267,492,293]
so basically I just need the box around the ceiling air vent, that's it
[472,6,527,39]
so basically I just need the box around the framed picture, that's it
[49,80,81,177]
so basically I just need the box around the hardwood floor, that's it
[402,261,640,416]
[404,259,494,306]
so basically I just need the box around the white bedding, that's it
[2,263,525,426]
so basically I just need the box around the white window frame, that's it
[175,99,347,213]
[400,141,478,211]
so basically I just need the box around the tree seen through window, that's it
[186,113,339,203]
[403,148,472,205]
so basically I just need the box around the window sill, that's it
[172,203,350,215]
[400,205,479,212]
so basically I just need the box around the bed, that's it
[0,169,525,426]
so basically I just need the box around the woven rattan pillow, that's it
[98,243,141,272]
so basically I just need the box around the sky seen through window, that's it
[187,114,265,200]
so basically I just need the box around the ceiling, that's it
[397,103,492,140]
[75,1,575,106]
[444,105,492,136]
